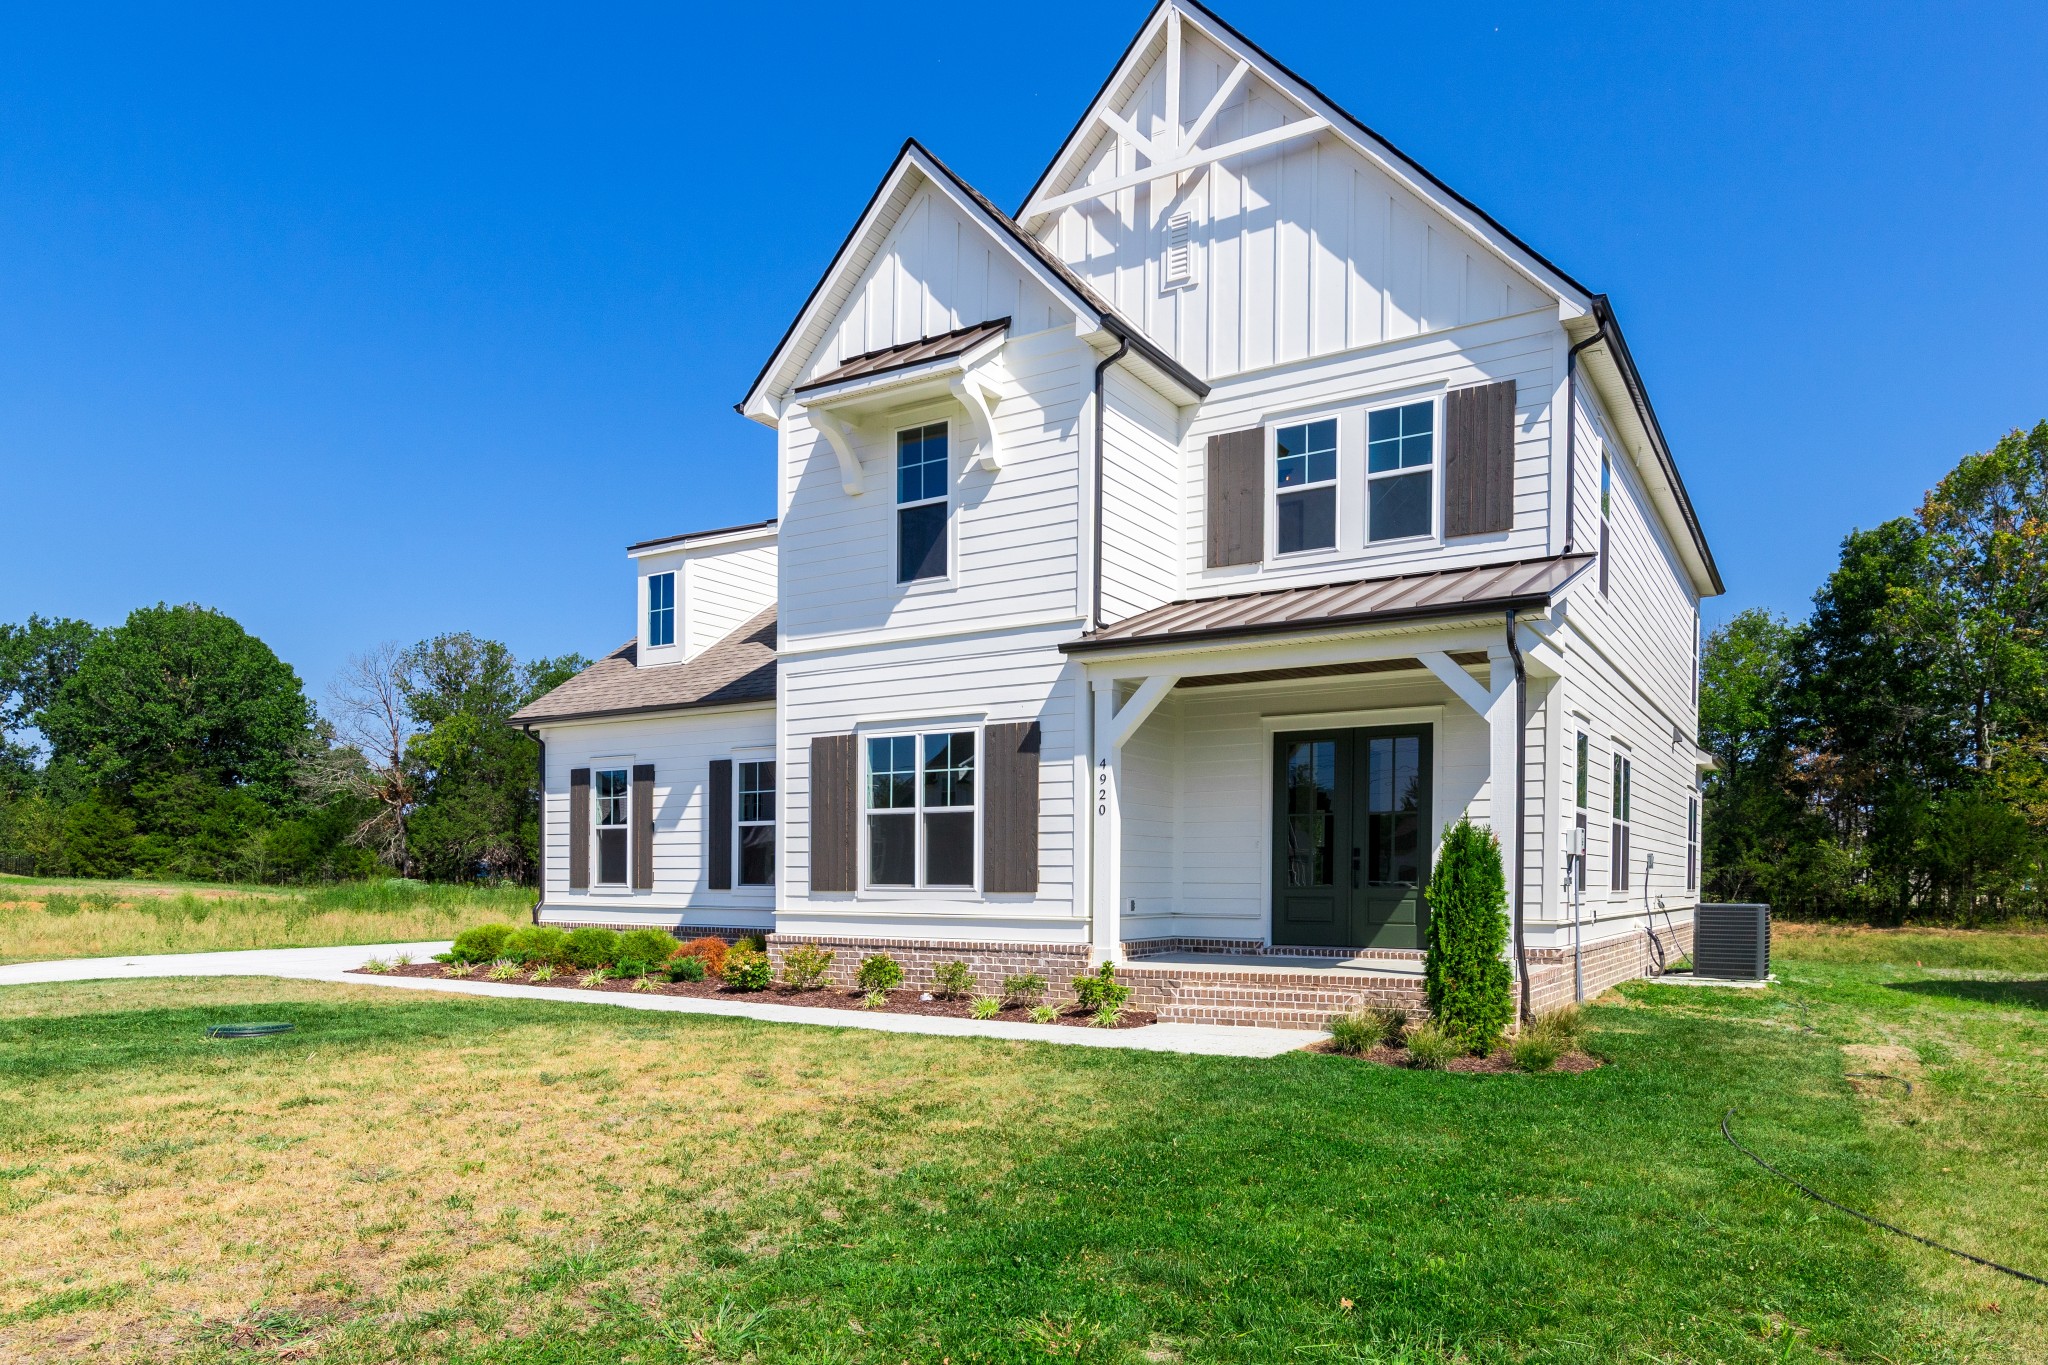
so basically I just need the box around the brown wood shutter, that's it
[982,720,1041,894]
[631,763,655,890]
[706,758,733,890]
[809,734,857,893]
[567,767,590,889]
[1443,379,1517,537]
[1205,428,1265,567]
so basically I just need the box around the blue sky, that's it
[2,1,2044,702]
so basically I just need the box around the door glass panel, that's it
[1367,735,1422,885]
[1283,740,1336,888]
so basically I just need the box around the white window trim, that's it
[1267,409,1344,561]
[646,571,676,650]
[590,757,635,894]
[894,418,955,590]
[735,753,776,888]
[1609,753,1633,897]
[1362,392,1441,548]
[858,723,983,897]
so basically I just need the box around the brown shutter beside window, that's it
[1443,379,1517,537]
[1205,427,1265,567]
[982,720,1042,894]
[706,759,733,891]
[568,767,591,889]
[810,734,857,893]
[631,763,655,890]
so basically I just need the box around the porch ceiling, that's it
[1062,553,1594,654]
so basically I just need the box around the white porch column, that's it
[1484,644,1522,935]
[1090,679,1122,964]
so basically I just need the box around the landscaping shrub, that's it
[1091,1003,1125,1028]
[678,937,729,977]
[733,934,766,953]
[1002,973,1048,1007]
[565,926,623,969]
[861,989,887,1009]
[529,963,556,982]
[854,953,903,993]
[721,942,772,991]
[665,955,707,983]
[969,995,1002,1020]
[1372,1004,1410,1042]
[617,928,678,967]
[502,926,569,966]
[932,959,975,998]
[487,961,521,981]
[1424,818,1513,1053]
[1071,962,1130,1014]
[1511,1036,1562,1072]
[1028,1004,1058,1025]
[781,943,835,990]
[613,958,653,978]
[1405,1022,1463,1071]
[450,923,517,965]
[1327,1009,1386,1055]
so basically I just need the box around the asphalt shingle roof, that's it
[510,606,776,725]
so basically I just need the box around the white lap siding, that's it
[778,622,1082,944]
[538,705,776,931]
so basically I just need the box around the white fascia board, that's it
[624,524,778,559]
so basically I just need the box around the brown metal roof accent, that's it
[1062,554,1595,653]
[794,318,1010,395]
[626,518,777,554]
[1176,650,1487,690]
[510,607,776,725]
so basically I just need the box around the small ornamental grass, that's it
[721,943,772,992]
[780,943,835,991]
[577,969,609,988]
[1028,1004,1059,1025]
[629,975,659,993]
[860,989,888,1010]
[359,956,390,974]
[529,963,556,982]
[1511,1035,1564,1073]
[969,995,1002,1020]
[854,953,903,993]
[443,961,475,978]
[1513,1006,1587,1073]
[931,960,975,999]
[1327,1009,1386,1056]
[1091,1003,1126,1029]
[486,960,522,981]
[1404,1022,1463,1071]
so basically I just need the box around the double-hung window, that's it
[738,760,775,886]
[1367,401,1434,542]
[1609,754,1633,892]
[896,423,949,583]
[1573,732,1589,893]
[594,767,630,886]
[865,730,976,888]
[647,572,675,648]
[1599,452,1612,595]
[1273,418,1337,555]
[1687,795,1699,891]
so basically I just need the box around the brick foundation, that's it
[1525,921,1694,1016]
[765,934,1094,995]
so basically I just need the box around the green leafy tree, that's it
[1423,817,1512,1051]
[0,614,98,783]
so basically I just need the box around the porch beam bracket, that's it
[948,373,1004,473]
[1108,674,1176,750]
[1515,625,1567,676]
[1417,650,1500,716]
[805,407,865,496]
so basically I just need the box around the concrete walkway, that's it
[0,943,1323,1059]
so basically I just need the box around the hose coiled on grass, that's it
[1721,1108,2046,1288]
[205,1022,295,1039]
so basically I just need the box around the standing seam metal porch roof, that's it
[794,318,1010,394]
[1060,554,1595,652]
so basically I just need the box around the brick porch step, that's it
[1121,954,1428,1031]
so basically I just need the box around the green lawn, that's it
[0,875,530,963]
[0,926,2041,1362]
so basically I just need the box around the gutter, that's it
[1561,328,1607,555]
[1090,335,1133,630]
[1504,609,1531,1024]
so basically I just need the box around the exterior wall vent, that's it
[1162,209,1196,290]
[1693,903,1770,980]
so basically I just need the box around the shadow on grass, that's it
[1888,977,2048,1010]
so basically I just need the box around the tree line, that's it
[1702,421,2048,923]
[0,604,584,884]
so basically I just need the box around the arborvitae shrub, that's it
[1423,817,1512,1053]
[564,926,622,969]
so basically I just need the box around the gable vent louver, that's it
[1162,210,1195,290]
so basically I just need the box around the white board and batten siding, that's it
[1098,364,1187,623]
[538,706,777,931]
[776,623,1085,945]
[1036,27,1538,386]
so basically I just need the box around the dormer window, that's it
[896,422,949,583]
[647,572,675,647]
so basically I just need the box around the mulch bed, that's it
[349,961,1158,1029]
[1307,1040,1604,1074]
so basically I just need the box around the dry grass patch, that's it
[0,979,1115,1362]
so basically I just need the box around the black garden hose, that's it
[1721,1107,2046,1288]
[206,1022,295,1039]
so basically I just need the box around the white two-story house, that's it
[511,0,1722,1027]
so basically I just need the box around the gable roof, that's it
[736,139,1206,421]
[510,606,777,726]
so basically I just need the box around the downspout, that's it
[1561,329,1605,555]
[523,725,544,926]
[1504,610,1531,1024]
[1090,333,1132,631]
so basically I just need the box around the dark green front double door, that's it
[1272,725,1432,950]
